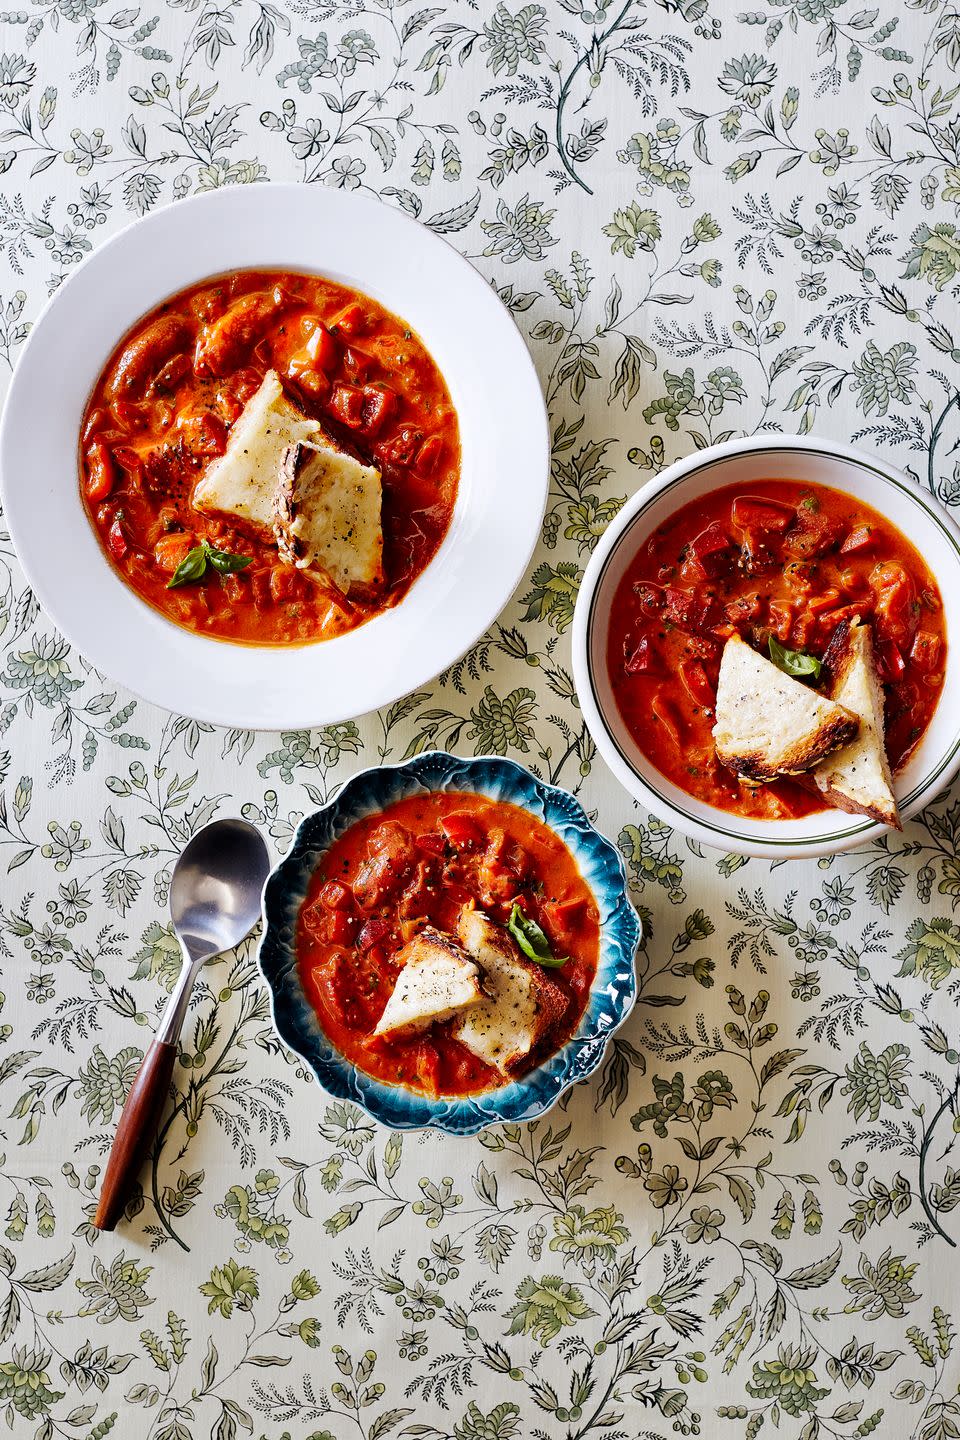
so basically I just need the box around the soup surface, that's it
[297,791,600,1097]
[79,269,459,645]
[607,478,946,819]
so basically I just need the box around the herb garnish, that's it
[167,540,254,589]
[507,903,567,969]
[768,635,822,682]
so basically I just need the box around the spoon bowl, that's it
[171,818,271,960]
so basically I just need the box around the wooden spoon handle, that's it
[93,1038,178,1231]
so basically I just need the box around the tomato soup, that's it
[607,479,946,819]
[297,792,600,1097]
[79,269,459,645]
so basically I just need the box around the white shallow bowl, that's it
[573,435,960,859]
[0,185,548,730]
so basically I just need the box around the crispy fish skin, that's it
[814,619,901,828]
[274,439,383,595]
[713,634,860,783]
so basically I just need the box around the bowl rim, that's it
[256,751,642,1133]
[572,433,960,859]
[0,184,550,730]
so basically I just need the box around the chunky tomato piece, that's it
[357,915,392,953]
[343,346,374,383]
[85,441,115,503]
[871,561,918,650]
[663,588,721,636]
[360,385,397,437]
[682,522,735,581]
[624,634,658,675]
[180,412,226,456]
[783,506,843,559]
[877,639,906,683]
[327,383,364,427]
[724,593,761,629]
[331,301,366,336]
[319,880,352,911]
[300,322,339,373]
[294,368,332,402]
[632,582,663,617]
[840,524,876,554]
[414,1038,442,1097]
[107,515,128,561]
[440,812,484,848]
[910,630,943,673]
[731,495,794,533]
[153,532,196,574]
[376,426,422,468]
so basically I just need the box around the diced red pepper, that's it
[303,322,339,372]
[414,1038,442,1097]
[663,588,721,636]
[343,346,374,383]
[329,383,365,428]
[376,427,422,469]
[679,659,716,711]
[624,635,658,675]
[331,301,365,336]
[319,880,352,911]
[839,524,876,554]
[877,639,906,683]
[107,515,128,561]
[910,629,943,674]
[414,832,446,857]
[724,593,761,628]
[357,916,392,953]
[180,412,226,456]
[783,508,843,560]
[543,896,587,945]
[360,385,397,437]
[441,812,485,848]
[85,441,115,503]
[683,522,735,581]
[731,495,795,533]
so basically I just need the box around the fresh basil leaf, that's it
[204,542,254,576]
[507,902,567,969]
[768,635,822,682]
[167,545,209,589]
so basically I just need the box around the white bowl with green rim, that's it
[572,435,960,859]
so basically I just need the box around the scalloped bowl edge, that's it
[256,752,641,1134]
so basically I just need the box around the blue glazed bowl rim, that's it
[256,752,641,1134]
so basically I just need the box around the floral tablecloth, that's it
[2,1,960,1437]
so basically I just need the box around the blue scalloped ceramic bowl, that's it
[257,752,640,1134]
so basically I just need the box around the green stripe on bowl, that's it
[585,447,960,849]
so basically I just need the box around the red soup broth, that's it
[297,791,600,1097]
[79,269,459,646]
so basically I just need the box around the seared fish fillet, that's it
[713,633,859,783]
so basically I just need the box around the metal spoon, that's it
[94,817,271,1232]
